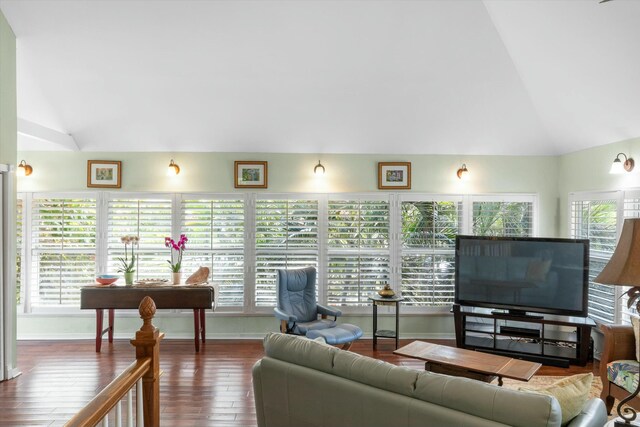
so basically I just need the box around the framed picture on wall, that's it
[234,161,268,188]
[87,160,122,188]
[378,162,411,190]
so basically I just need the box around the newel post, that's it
[131,296,164,427]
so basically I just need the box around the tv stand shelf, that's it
[453,304,595,367]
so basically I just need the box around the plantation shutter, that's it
[107,198,172,280]
[327,199,390,306]
[30,197,97,306]
[570,198,618,323]
[620,195,640,321]
[16,198,23,305]
[472,201,533,237]
[181,198,245,307]
[255,199,318,307]
[400,200,462,306]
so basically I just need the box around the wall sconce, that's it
[610,153,634,174]
[456,164,469,180]
[17,160,33,176]
[314,160,325,175]
[167,159,180,176]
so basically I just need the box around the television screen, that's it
[455,236,589,316]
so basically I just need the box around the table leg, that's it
[498,376,503,387]
[108,309,114,343]
[193,309,200,352]
[95,309,103,353]
[200,309,206,343]
[373,302,378,350]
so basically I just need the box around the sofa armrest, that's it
[274,307,297,322]
[599,323,636,382]
[565,398,607,427]
[317,304,342,319]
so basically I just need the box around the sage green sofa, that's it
[252,333,607,427]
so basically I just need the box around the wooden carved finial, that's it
[138,296,157,332]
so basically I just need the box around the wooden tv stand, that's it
[453,304,595,367]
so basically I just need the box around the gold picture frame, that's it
[87,160,122,188]
[234,161,268,188]
[378,162,411,190]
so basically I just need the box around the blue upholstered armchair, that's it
[274,267,342,335]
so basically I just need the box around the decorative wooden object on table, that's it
[80,284,214,352]
[368,295,404,350]
[186,266,210,284]
[394,341,541,386]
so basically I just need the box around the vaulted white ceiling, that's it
[1,0,639,155]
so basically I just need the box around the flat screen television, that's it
[455,235,589,317]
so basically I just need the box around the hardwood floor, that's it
[0,338,595,426]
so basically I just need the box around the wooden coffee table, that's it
[393,341,541,386]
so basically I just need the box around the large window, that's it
[570,195,619,324]
[181,197,245,307]
[17,191,538,313]
[472,199,533,237]
[107,197,172,281]
[29,196,96,307]
[569,191,640,324]
[255,198,318,307]
[327,198,389,306]
[400,199,461,307]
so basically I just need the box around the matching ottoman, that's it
[306,323,363,350]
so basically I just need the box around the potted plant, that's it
[117,235,139,284]
[165,234,188,284]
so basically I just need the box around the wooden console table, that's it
[80,285,215,352]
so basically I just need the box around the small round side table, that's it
[368,295,404,350]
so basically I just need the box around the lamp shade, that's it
[595,218,640,287]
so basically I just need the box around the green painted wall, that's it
[0,11,15,165]
[18,151,559,234]
[15,150,560,340]
[558,137,640,236]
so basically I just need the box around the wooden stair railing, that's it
[66,296,164,427]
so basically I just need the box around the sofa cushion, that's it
[263,332,338,374]
[332,348,419,396]
[608,359,639,394]
[519,373,593,426]
[413,370,562,427]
